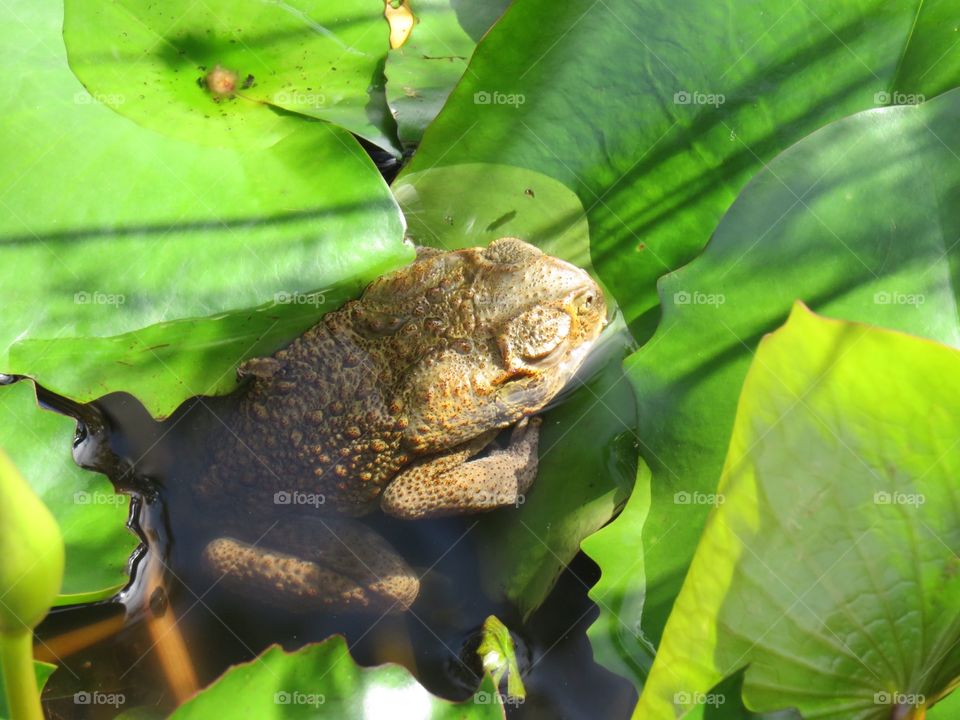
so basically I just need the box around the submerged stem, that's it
[0,629,43,720]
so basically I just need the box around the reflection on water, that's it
[34,385,636,719]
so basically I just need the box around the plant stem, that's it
[0,629,43,720]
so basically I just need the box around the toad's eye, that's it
[575,289,601,316]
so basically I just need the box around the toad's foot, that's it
[203,517,418,613]
[380,417,541,520]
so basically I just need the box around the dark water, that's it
[32,385,637,719]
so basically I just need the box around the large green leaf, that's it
[1,0,410,418]
[476,316,637,618]
[636,304,960,718]
[0,380,136,602]
[585,87,960,685]
[929,687,960,719]
[9,273,407,420]
[385,0,509,148]
[64,0,400,153]
[397,0,960,338]
[395,163,637,615]
[155,637,506,720]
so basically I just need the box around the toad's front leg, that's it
[380,417,541,520]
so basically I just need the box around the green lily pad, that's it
[476,315,636,618]
[635,304,960,718]
[585,88,960,686]
[1,0,409,418]
[396,164,636,616]
[398,0,960,338]
[385,0,509,148]
[0,380,135,603]
[64,0,400,153]
[0,661,56,720]
[394,163,592,269]
[154,637,506,719]
[9,258,411,419]
[930,688,960,719]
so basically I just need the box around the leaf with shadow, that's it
[635,305,960,718]
[396,0,960,341]
[385,0,510,148]
[397,162,639,617]
[1,0,410,417]
[10,266,410,419]
[64,0,401,153]
[585,88,960,692]
[476,316,638,619]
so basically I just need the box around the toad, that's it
[200,238,606,612]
